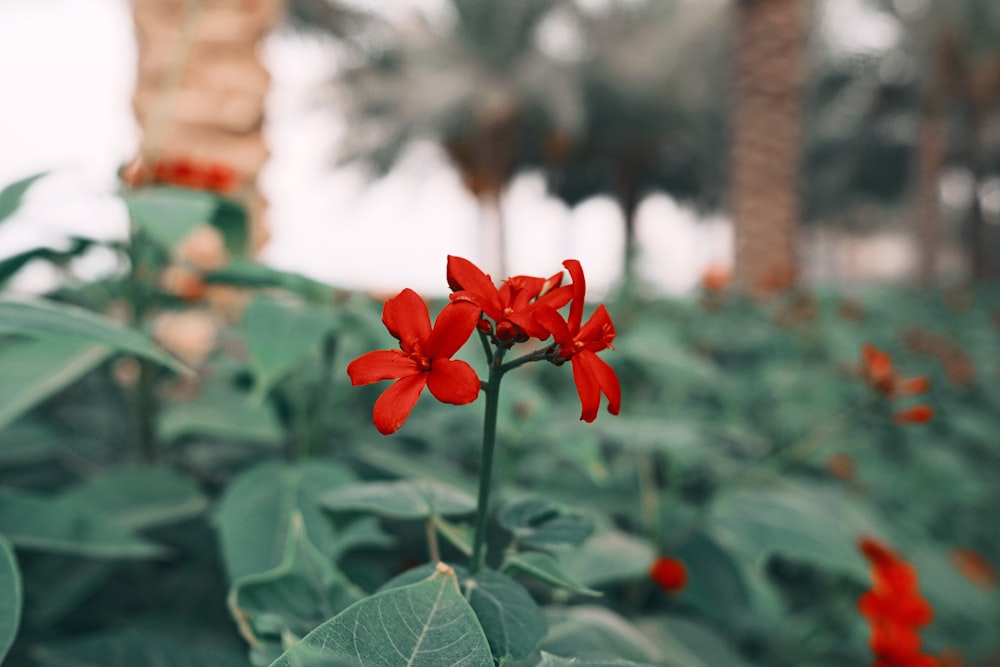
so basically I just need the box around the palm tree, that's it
[541,0,728,290]
[729,0,810,296]
[131,0,284,253]
[332,0,579,278]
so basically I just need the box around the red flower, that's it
[649,557,687,593]
[893,405,934,425]
[446,255,571,344]
[347,289,481,435]
[858,536,937,667]
[535,260,620,422]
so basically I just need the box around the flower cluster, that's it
[123,157,239,194]
[858,537,938,667]
[860,344,934,424]
[347,256,619,434]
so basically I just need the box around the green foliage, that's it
[269,564,494,667]
[216,461,356,581]
[0,536,21,663]
[0,172,45,222]
[322,479,477,519]
[0,299,184,372]
[5,179,1000,667]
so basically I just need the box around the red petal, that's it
[446,256,501,310]
[426,358,481,405]
[563,259,586,332]
[382,289,431,349]
[578,304,616,351]
[579,349,620,416]
[347,350,419,385]
[424,301,479,359]
[533,305,571,345]
[372,374,427,435]
[571,355,601,422]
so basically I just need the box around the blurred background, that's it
[2,0,1000,298]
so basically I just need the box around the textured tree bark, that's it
[729,0,808,296]
[132,0,283,253]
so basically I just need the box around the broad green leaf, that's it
[0,487,165,559]
[210,198,249,256]
[433,516,473,556]
[269,563,493,667]
[229,512,365,641]
[204,260,334,303]
[504,552,601,597]
[322,479,477,520]
[0,337,111,430]
[0,423,60,466]
[124,186,218,249]
[0,299,184,372]
[465,569,546,662]
[241,297,333,400]
[0,238,99,287]
[558,530,656,588]
[706,481,874,578]
[159,389,283,444]
[216,460,355,581]
[0,172,44,222]
[20,556,113,628]
[635,615,756,667]
[60,466,207,530]
[33,627,249,667]
[0,536,21,664]
[542,606,663,664]
[535,652,657,667]
[499,497,595,549]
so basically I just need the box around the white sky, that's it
[0,0,901,298]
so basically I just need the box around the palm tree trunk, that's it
[132,0,283,253]
[729,0,808,296]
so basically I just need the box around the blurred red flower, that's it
[649,556,687,593]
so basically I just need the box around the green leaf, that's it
[0,172,44,222]
[210,198,249,256]
[465,569,546,662]
[158,388,283,444]
[0,337,111,430]
[322,479,477,520]
[124,186,218,249]
[59,466,207,530]
[269,563,493,667]
[216,460,356,581]
[504,552,601,597]
[542,606,663,664]
[499,497,595,549]
[0,299,185,372]
[635,615,756,667]
[706,481,874,577]
[558,530,656,588]
[229,512,365,641]
[433,516,473,556]
[241,297,333,400]
[535,652,658,667]
[0,536,21,664]
[33,627,249,667]
[204,260,334,303]
[0,487,165,559]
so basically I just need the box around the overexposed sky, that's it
[0,0,902,297]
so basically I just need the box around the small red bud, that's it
[649,557,687,593]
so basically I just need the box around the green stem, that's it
[470,357,504,574]
[126,227,158,462]
[477,329,494,365]
[500,346,553,374]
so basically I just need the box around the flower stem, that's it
[470,359,503,574]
